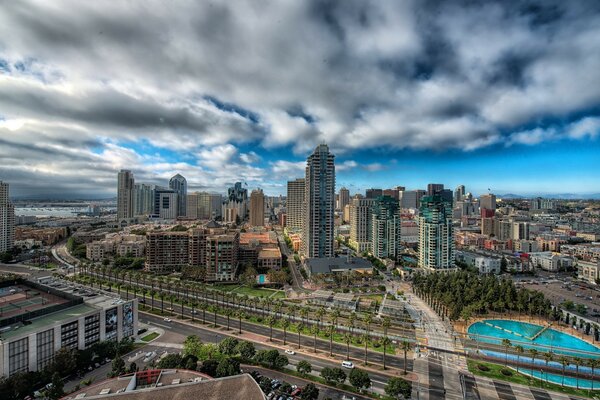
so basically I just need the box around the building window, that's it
[9,337,29,375]
[61,321,79,350]
[37,329,55,370]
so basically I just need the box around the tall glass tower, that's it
[371,195,401,260]
[418,194,454,271]
[303,144,335,258]
[169,174,187,217]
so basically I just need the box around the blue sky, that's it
[1,1,600,198]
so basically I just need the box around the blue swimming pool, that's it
[518,367,599,390]
[468,319,600,357]
[257,274,266,284]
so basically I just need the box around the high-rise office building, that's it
[0,181,15,253]
[454,185,466,203]
[117,170,134,219]
[371,196,401,259]
[133,183,155,216]
[418,195,454,271]
[366,188,383,199]
[206,231,240,281]
[159,192,178,219]
[286,178,305,231]
[399,190,426,209]
[349,196,375,253]
[249,189,265,226]
[169,174,187,217]
[186,192,222,220]
[303,144,335,258]
[383,188,401,200]
[480,193,497,211]
[222,182,248,223]
[338,187,350,211]
[427,184,444,196]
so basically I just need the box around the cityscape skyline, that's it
[2,1,600,198]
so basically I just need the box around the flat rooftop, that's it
[0,284,69,321]
[63,372,265,400]
[306,257,372,274]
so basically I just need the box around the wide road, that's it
[141,313,394,395]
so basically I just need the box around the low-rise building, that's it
[15,226,68,246]
[0,278,137,377]
[87,234,146,261]
[577,261,599,285]
[257,248,282,269]
[304,257,372,278]
[529,251,574,271]
[456,251,501,274]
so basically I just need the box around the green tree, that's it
[215,358,241,378]
[501,339,512,366]
[183,335,203,358]
[110,356,126,377]
[297,360,312,376]
[46,372,65,400]
[218,337,239,356]
[514,345,524,372]
[300,383,319,400]
[320,367,346,385]
[400,340,412,374]
[282,318,291,345]
[236,341,256,360]
[349,368,371,391]
[311,324,319,353]
[157,353,183,369]
[385,377,412,399]
[343,332,353,360]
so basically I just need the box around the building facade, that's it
[418,195,455,271]
[286,178,305,232]
[338,187,350,212]
[349,197,374,253]
[302,144,335,258]
[158,192,178,220]
[169,174,187,217]
[0,181,15,253]
[206,232,240,281]
[249,189,265,227]
[371,195,401,260]
[117,170,135,220]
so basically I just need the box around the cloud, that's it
[1,0,600,196]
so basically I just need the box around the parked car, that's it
[285,349,295,355]
[163,318,172,322]
[342,361,354,369]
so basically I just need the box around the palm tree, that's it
[587,358,599,392]
[382,317,391,370]
[501,339,512,366]
[296,322,304,349]
[237,310,246,334]
[528,348,538,369]
[362,332,370,365]
[573,357,582,390]
[543,352,553,385]
[225,308,232,330]
[400,340,411,374]
[316,307,325,329]
[327,324,335,357]
[282,319,291,345]
[267,316,276,341]
[200,301,208,324]
[559,356,569,387]
[300,307,309,325]
[349,312,357,335]
[343,332,352,361]
[311,324,319,353]
[209,304,218,327]
[514,345,524,373]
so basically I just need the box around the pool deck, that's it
[457,313,600,350]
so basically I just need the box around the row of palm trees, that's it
[500,338,600,390]
[72,266,417,371]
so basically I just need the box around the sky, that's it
[1,0,600,199]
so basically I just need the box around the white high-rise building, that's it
[117,170,134,220]
[159,192,178,219]
[133,183,155,216]
[286,178,305,232]
[371,196,401,260]
[302,144,335,258]
[0,181,15,253]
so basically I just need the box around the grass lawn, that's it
[233,286,283,298]
[211,284,241,292]
[141,332,159,342]
[359,294,385,302]
[467,359,600,399]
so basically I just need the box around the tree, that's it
[320,367,346,385]
[267,316,276,341]
[385,377,412,399]
[297,360,312,376]
[543,352,553,384]
[236,341,256,360]
[382,316,391,370]
[216,358,241,378]
[282,318,291,345]
[128,362,138,373]
[501,339,512,366]
[199,359,219,377]
[300,383,319,400]
[588,358,599,391]
[514,345,524,372]
[218,337,239,356]
[158,353,183,369]
[296,322,304,349]
[183,335,204,358]
[49,347,77,377]
[349,368,371,391]
[46,372,65,400]
[109,356,126,377]
[559,356,569,387]
[311,324,319,353]
[343,332,353,360]
[400,340,412,374]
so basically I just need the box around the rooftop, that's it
[306,257,372,274]
[258,248,282,259]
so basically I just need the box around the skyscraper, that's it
[371,196,401,260]
[480,193,497,211]
[286,178,305,231]
[454,185,466,203]
[159,192,178,219]
[427,183,444,196]
[338,187,350,211]
[222,182,248,223]
[303,144,335,258]
[0,181,15,253]
[133,183,155,216]
[169,174,187,217]
[366,188,383,199]
[117,170,134,220]
[249,189,265,226]
[418,195,454,271]
[349,196,375,253]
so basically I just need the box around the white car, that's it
[341,361,354,369]
[285,349,295,355]
[163,318,172,322]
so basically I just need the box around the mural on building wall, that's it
[122,302,134,337]
[105,307,118,340]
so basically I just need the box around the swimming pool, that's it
[468,319,600,357]
[257,274,266,284]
